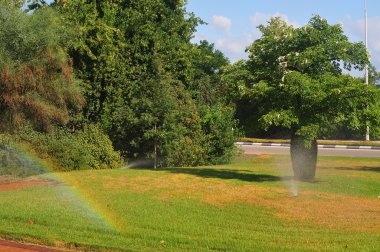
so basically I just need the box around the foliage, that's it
[238,15,380,179]
[220,60,253,103]
[18,126,123,171]
[0,133,46,177]
[0,0,24,8]
[58,0,237,167]
[0,3,84,133]
[221,60,266,137]
[200,104,239,164]
[244,16,380,142]
[189,40,229,104]
[156,81,208,167]
[76,124,124,169]
[369,64,380,85]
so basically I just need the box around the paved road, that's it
[239,145,380,158]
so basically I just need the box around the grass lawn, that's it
[0,154,379,251]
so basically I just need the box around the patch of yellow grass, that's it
[101,170,380,233]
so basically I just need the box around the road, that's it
[238,145,380,158]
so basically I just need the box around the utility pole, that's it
[365,0,370,141]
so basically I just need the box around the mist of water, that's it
[0,140,46,177]
[122,159,155,169]
[289,178,298,197]
[274,156,299,197]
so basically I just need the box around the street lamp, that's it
[365,0,370,141]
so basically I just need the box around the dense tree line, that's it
[0,0,237,170]
[57,0,237,166]
[1,1,380,179]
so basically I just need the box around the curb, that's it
[235,142,380,150]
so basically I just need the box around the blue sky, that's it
[186,0,380,71]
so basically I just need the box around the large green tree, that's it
[191,41,237,164]
[245,16,380,180]
[57,0,237,166]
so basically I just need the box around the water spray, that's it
[290,178,298,198]
[122,159,155,169]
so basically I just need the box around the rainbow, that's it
[0,140,125,233]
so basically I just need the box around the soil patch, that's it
[0,175,18,184]
[0,240,64,251]
[0,179,60,192]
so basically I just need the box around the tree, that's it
[0,3,84,133]
[189,40,229,103]
[369,64,380,86]
[0,0,24,8]
[0,0,49,10]
[57,0,237,166]
[246,16,380,180]
[191,41,238,164]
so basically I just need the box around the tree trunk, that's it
[290,135,317,181]
[154,123,157,169]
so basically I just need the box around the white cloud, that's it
[211,15,232,33]
[216,38,246,54]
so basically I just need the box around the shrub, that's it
[164,136,206,167]
[76,125,123,169]
[18,126,123,171]
[0,134,46,177]
[200,104,240,164]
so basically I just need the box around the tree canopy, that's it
[245,16,380,142]
[3,1,378,174]
[56,0,237,166]
[0,2,83,133]
[241,16,380,179]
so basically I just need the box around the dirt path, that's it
[0,179,60,191]
[0,240,64,252]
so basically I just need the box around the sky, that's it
[186,0,380,72]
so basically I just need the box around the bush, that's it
[200,104,240,164]
[164,136,206,167]
[18,126,123,171]
[0,134,46,177]
[76,125,123,169]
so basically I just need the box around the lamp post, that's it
[365,0,370,141]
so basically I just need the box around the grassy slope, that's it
[0,155,379,251]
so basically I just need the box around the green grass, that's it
[0,155,380,251]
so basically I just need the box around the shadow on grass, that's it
[335,166,380,173]
[138,167,283,183]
